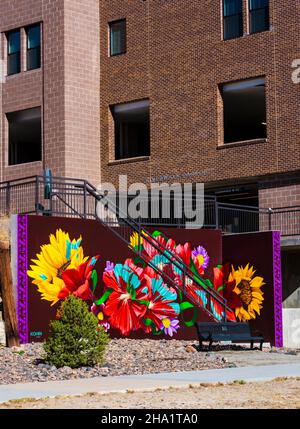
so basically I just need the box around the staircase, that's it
[0,175,234,321]
[80,182,231,322]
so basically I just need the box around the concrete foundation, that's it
[283,308,300,348]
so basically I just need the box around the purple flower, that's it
[104,261,115,272]
[161,318,180,337]
[192,246,210,270]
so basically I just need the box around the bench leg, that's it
[250,341,254,350]
[209,340,213,351]
[260,341,263,351]
[199,340,203,351]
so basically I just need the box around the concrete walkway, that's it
[0,363,300,404]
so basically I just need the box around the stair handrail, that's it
[82,181,232,319]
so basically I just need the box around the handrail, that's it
[84,184,231,320]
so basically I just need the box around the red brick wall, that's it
[100,0,300,188]
[260,184,300,209]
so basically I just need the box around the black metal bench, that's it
[195,322,264,351]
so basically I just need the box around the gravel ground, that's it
[1,378,299,409]
[0,339,230,385]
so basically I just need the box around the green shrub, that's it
[43,296,110,368]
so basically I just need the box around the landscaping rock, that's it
[0,339,228,385]
[185,345,197,353]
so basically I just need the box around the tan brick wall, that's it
[100,0,300,190]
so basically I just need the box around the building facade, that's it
[0,0,101,183]
[0,0,300,344]
[0,0,299,201]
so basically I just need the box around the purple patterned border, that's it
[272,231,283,348]
[17,215,29,344]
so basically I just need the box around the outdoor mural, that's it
[27,227,266,338]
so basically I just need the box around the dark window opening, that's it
[26,24,41,70]
[113,100,150,160]
[222,77,267,144]
[7,107,42,165]
[249,0,269,34]
[109,19,126,56]
[7,30,20,75]
[223,0,243,40]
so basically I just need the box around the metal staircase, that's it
[80,181,231,322]
[1,174,269,322]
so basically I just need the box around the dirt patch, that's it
[1,378,299,409]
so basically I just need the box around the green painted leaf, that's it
[205,279,213,288]
[91,270,98,292]
[94,288,113,306]
[180,301,194,312]
[142,318,153,326]
[152,327,164,336]
[180,301,197,327]
[137,300,150,307]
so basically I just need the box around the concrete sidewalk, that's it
[0,363,300,404]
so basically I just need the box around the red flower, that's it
[212,264,240,321]
[103,264,148,336]
[58,256,99,301]
[175,242,192,266]
[142,275,180,332]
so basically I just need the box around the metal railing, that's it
[0,175,299,237]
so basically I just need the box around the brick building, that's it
[0,1,300,308]
[0,0,100,183]
[0,0,299,202]
[0,0,298,193]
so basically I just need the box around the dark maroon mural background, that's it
[223,232,280,347]
[25,216,222,341]
[18,215,282,346]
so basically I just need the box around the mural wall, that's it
[16,215,283,346]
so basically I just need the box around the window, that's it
[249,0,269,34]
[112,100,150,160]
[221,77,266,144]
[7,107,42,165]
[223,0,243,40]
[26,24,41,70]
[7,30,21,75]
[109,19,126,56]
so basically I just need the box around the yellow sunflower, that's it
[228,264,265,322]
[129,231,144,249]
[27,229,88,305]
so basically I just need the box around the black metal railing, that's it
[0,175,299,237]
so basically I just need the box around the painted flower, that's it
[91,303,110,332]
[104,261,115,273]
[129,232,144,249]
[27,229,88,305]
[58,256,99,301]
[212,264,239,321]
[228,264,265,322]
[143,234,172,260]
[192,246,210,275]
[142,276,180,332]
[161,317,180,337]
[175,242,192,266]
[103,264,149,336]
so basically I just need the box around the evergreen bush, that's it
[43,296,110,368]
